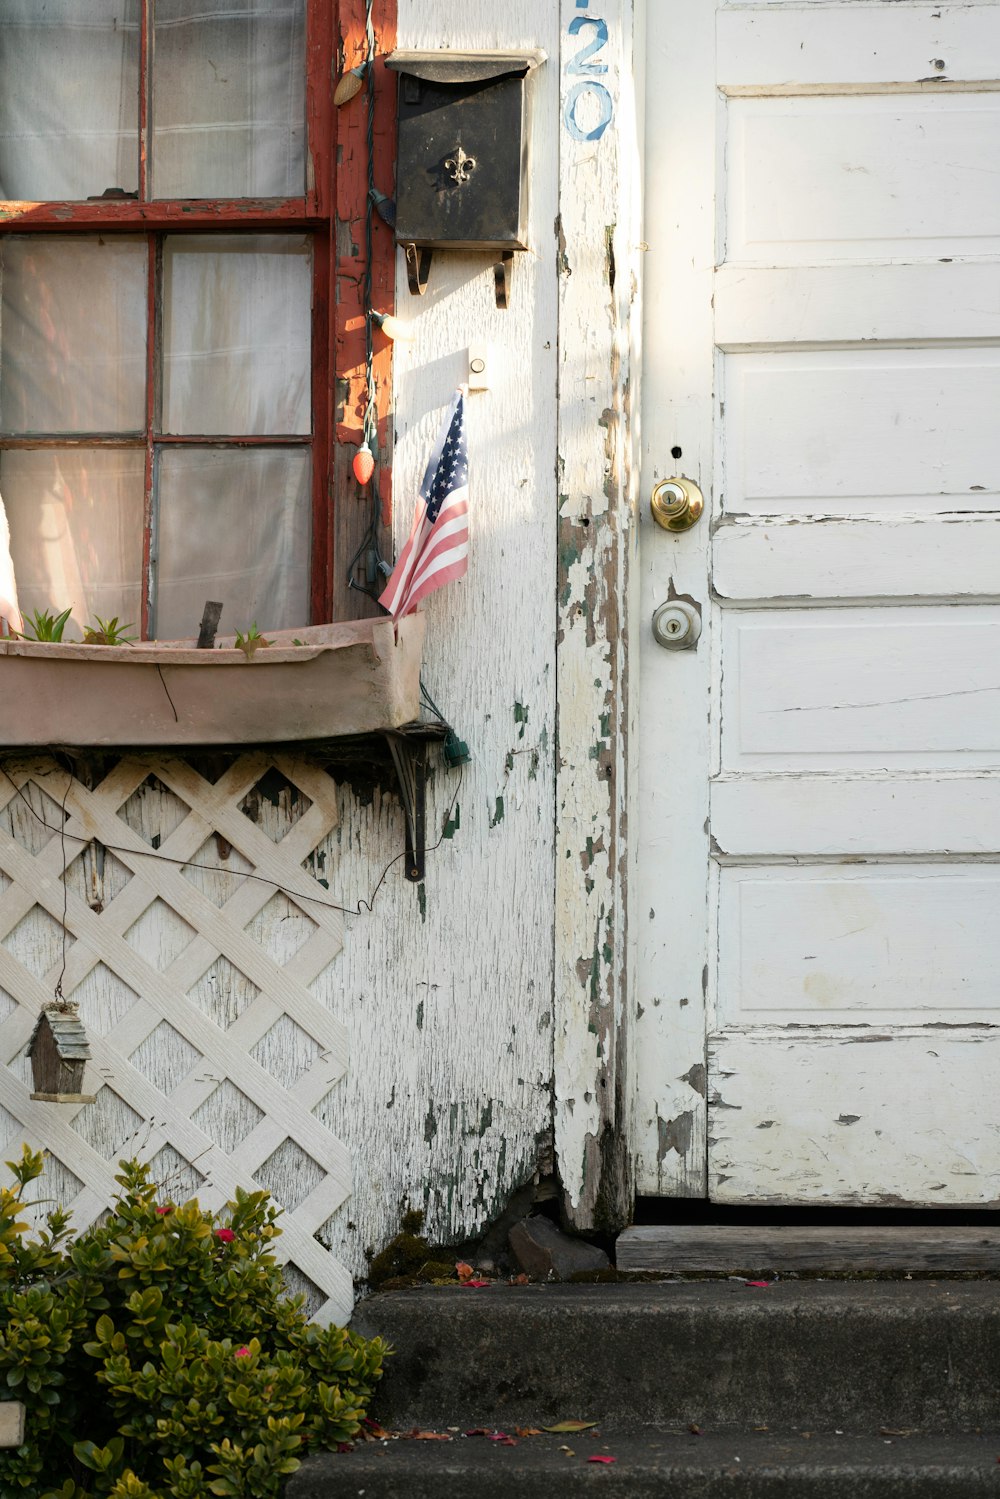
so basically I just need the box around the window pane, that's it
[1,448,144,636]
[154,446,310,639]
[0,236,147,434]
[162,235,311,436]
[152,0,306,200]
[0,1,139,201]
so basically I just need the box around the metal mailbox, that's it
[386,49,545,307]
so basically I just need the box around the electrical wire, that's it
[0,761,462,921]
[346,0,389,602]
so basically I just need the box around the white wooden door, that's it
[638,0,1000,1204]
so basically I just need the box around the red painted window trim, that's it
[0,0,398,632]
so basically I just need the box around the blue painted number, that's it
[564,80,613,140]
[564,10,613,142]
[567,15,609,75]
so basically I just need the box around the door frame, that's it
[552,0,643,1231]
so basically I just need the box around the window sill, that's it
[0,615,424,750]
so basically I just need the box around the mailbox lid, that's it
[386,49,546,86]
[388,50,545,253]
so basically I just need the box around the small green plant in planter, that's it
[16,606,76,643]
[82,616,137,646]
[0,1148,387,1498]
[233,624,273,660]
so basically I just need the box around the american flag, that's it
[379,390,469,621]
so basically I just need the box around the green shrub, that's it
[0,1150,387,1497]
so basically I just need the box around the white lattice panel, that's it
[0,754,353,1324]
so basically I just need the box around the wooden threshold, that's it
[616,1224,1000,1276]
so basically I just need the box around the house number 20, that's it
[564,3,614,142]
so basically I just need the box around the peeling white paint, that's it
[554,0,641,1229]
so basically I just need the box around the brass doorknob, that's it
[650,477,704,533]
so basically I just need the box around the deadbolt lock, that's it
[650,476,704,533]
[652,599,701,651]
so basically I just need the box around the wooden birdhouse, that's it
[29,1005,95,1104]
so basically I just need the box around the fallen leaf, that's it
[465,1429,491,1437]
[543,1420,598,1433]
[359,1422,390,1441]
[515,1427,542,1438]
[559,1446,576,1457]
[456,1261,475,1282]
[587,1455,617,1465]
[879,1428,914,1437]
[688,1424,703,1436]
[408,1430,453,1441]
[513,1273,530,1285]
[461,1279,491,1288]
[488,1433,511,1442]
[744,1280,770,1288]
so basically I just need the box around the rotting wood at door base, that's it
[616,1224,1000,1277]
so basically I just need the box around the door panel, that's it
[712,776,1000,857]
[717,864,1000,1022]
[714,519,1000,601]
[721,349,1000,513]
[637,0,1000,1202]
[726,94,1000,262]
[708,1031,1000,1206]
[722,607,1000,768]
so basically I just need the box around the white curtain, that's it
[0,236,147,435]
[162,234,311,436]
[152,0,306,200]
[0,223,312,639]
[0,486,22,634]
[155,446,310,639]
[1,448,144,636]
[0,1,139,201]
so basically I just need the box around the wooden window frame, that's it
[0,0,395,636]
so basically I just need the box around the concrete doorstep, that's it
[287,1283,1000,1497]
[289,1431,1000,1498]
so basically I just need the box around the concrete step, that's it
[288,1431,1000,1497]
[346,1283,1000,1432]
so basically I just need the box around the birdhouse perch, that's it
[29,1005,95,1104]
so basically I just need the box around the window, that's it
[0,0,335,639]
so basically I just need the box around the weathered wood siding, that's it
[0,0,564,1307]
[318,0,560,1268]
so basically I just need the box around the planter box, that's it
[0,615,424,749]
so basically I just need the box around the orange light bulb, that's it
[352,443,375,485]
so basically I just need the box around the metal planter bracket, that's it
[385,724,448,882]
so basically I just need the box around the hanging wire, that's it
[0,762,463,920]
[347,0,389,601]
[53,771,72,1002]
[339,7,466,763]
[362,0,377,453]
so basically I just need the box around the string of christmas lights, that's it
[336,0,408,600]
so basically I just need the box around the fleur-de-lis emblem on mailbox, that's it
[444,145,477,186]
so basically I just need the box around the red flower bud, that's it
[214,1227,235,1243]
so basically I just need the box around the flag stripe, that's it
[379,390,470,621]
